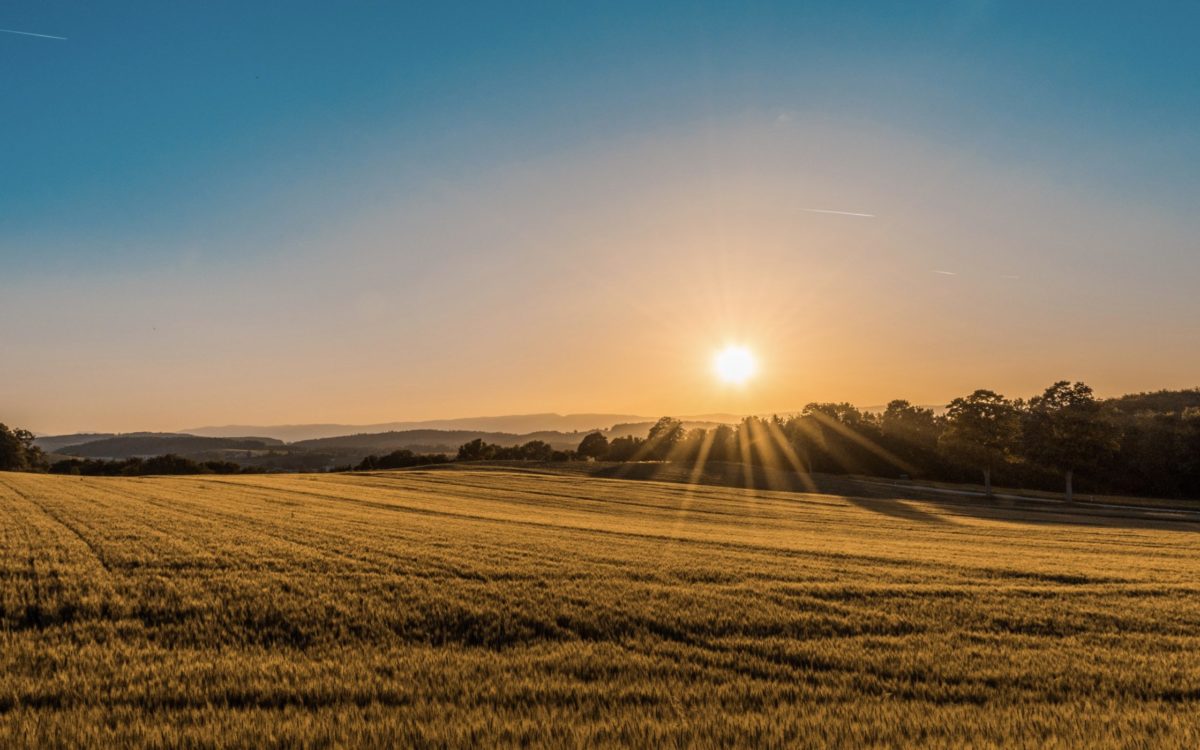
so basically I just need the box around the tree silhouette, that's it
[645,417,684,461]
[707,424,735,464]
[781,415,824,474]
[576,432,609,460]
[606,435,644,462]
[456,438,492,461]
[518,440,554,461]
[881,400,940,453]
[939,390,1019,499]
[1022,381,1114,503]
[0,424,46,472]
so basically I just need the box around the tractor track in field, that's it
[0,477,45,622]
[293,477,1189,582]
[120,481,418,575]
[17,488,115,576]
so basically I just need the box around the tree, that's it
[880,400,940,454]
[645,417,684,461]
[706,424,735,464]
[518,440,554,461]
[781,415,825,474]
[803,402,873,429]
[606,435,644,462]
[733,416,777,467]
[0,424,46,472]
[1022,381,1115,503]
[674,428,709,463]
[576,432,609,461]
[799,402,888,475]
[939,390,1019,499]
[456,438,493,461]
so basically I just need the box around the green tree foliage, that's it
[939,391,1020,498]
[1022,381,1116,502]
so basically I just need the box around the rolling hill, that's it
[180,412,747,442]
[56,434,283,459]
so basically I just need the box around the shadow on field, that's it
[843,496,951,525]
[441,460,1200,532]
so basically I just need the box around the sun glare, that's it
[713,345,757,385]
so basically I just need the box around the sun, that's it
[713,345,757,385]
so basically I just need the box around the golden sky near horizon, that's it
[4,116,1199,434]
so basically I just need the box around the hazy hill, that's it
[292,429,585,455]
[31,431,229,453]
[59,434,283,460]
[605,420,738,439]
[32,433,122,452]
[41,424,744,471]
[1107,389,1200,414]
[182,413,746,442]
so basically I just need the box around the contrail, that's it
[933,270,957,276]
[802,208,875,218]
[0,28,67,40]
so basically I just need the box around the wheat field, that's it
[1,467,1198,748]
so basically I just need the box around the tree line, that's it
[0,424,45,472]
[48,456,268,476]
[562,382,1200,501]
[4,382,1198,499]
[0,427,267,476]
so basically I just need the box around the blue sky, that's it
[5,2,1197,267]
[3,2,1199,431]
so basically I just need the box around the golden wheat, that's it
[0,467,1198,748]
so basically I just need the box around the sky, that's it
[2,2,1199,434]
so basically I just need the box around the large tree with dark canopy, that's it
[0,424,46,472]
[576,432,610,460]
[939,390,1019,499]
[645,417,684,461]
[1022,381,1115,503]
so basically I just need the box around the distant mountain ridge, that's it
[292,430,584,453]
[181,412,746,442]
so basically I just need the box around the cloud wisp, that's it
[802,208,875,218]
[0,27,68,41]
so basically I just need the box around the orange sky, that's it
[4,117,1199,434]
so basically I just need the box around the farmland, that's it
[1,467,1199,748]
